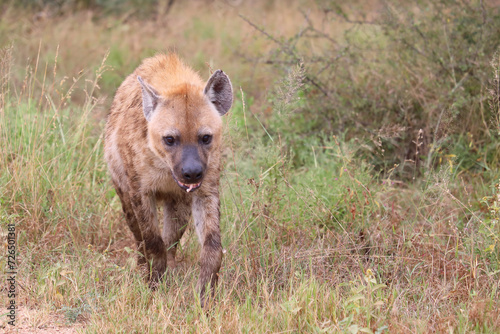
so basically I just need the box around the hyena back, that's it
[104,54,232,305]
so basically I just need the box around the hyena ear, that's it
[204,70,233,116]
[138,76,160,122]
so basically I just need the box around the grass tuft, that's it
[1,1,500,333]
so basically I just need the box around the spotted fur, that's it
[104,53,232,306]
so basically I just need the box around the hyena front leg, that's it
[192,193,223,306]
[162,198,192,269]
[129,192,167,288]
[113,182,147,267]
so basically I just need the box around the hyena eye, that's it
[164,136,175,146]
[201,135,212,145]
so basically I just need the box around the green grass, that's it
[1,1,500,333]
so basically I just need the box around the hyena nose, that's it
[182,165,203,182]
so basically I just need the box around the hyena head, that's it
[137,70,232,192]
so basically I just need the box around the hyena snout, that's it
[174,146,206,192]
[181,160,203,182]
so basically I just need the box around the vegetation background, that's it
[1,0,500,332]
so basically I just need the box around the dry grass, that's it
[1,1,500,333]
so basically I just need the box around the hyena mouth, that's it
[177,180,202,193]
[172,174,202,193]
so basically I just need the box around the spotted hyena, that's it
[104,53,232,305]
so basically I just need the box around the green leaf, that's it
[345,294,365,305]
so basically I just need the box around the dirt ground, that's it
[1,307,84,334]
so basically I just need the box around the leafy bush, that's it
[244,0,500,178]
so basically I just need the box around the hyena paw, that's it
[141,236,168,288]
[144,254,167,290]
[197,276,219,308]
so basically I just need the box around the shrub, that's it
[243,0,500,178]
